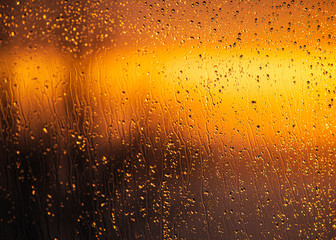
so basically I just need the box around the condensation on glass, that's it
[0,0,336,239]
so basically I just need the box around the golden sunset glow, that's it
[4,45,336,148]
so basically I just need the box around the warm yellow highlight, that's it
[1,45,336,152]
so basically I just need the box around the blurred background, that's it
[0,0,336,239]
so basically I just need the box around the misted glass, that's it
[0,0,335,239]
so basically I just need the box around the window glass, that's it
[0,0,335,239]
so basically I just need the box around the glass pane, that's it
[1,0,335,239]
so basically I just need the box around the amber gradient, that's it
[1,0,336,239]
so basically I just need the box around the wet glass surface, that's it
[0,0,336,239]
